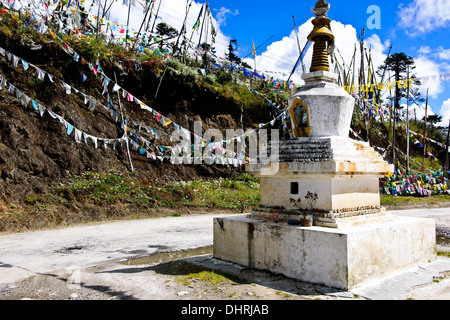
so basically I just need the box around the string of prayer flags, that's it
[1,39,151,145]
[0,45,116,121]
[15,14,289,150]
[31,99,39,111]
[13,4,444,169]
[0,73,136,156]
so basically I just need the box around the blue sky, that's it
[98,0,450,125]
[209,0,383,52]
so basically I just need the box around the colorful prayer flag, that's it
[48,30,57,39]
[252,39,256,59]
[163,119,173,127]
[192,5,204,31]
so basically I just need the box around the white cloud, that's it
[242,19,390,86]
[403,102,435,123]
[397,0,450,37]
[213,7,239,27]
[364,34,391,74]
[418,46,432,55]
[410,47,450,102]
[86,0,231,58]
[414,55,445,99]
[437,47,450,61]
[242,18,314,83]
[415,46,450,62]
[439,98,450,127]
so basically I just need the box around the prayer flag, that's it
[89,98,96,110]
[252,39,256,59]
[21,59,29,71]
[31,99,39,111]
[163,119,173,127]
[74,128,82,143]
[289,41,312,80]
[48,30,57,39]
[20,93,30,106]
[38,23,48,34]
[12,55,19,67]
[66,123,74,136]
[192,5,204,31]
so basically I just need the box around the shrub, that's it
[216,71,233,85]
[205,74,217,85]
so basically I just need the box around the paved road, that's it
[393,207,450,230]
[0,214,230,287]
[0,209,449,300]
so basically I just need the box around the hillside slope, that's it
[0,20,273,203]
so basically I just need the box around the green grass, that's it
[32,171,260,212]
[8,171,450,234]
[167,178,260,211]
[175,271,232,287]
[381,194,450,207]
[48,171,151,206]
[437,251,450,258]
[409,156,443,173]
[32,172,449,211]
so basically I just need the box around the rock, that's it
[177,291,190,296]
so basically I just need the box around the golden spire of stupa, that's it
[308,0,334,72]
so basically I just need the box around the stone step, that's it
[273,148,332,154]
[264,146,332,152]
[269,142,331,149]
[260,139,384,164]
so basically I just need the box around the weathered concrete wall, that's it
[259,174,381,212]
[346,217,437,288]
[213,215,437,290]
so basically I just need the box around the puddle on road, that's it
[437,236,450,247]
[120,246,213,266]
[437,229,450,247]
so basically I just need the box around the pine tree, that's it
[226,40,241,65]
[377,52,425,166]
[377,53,425,110]
[155,22,178,50]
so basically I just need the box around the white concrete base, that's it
[213,215,437,290]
